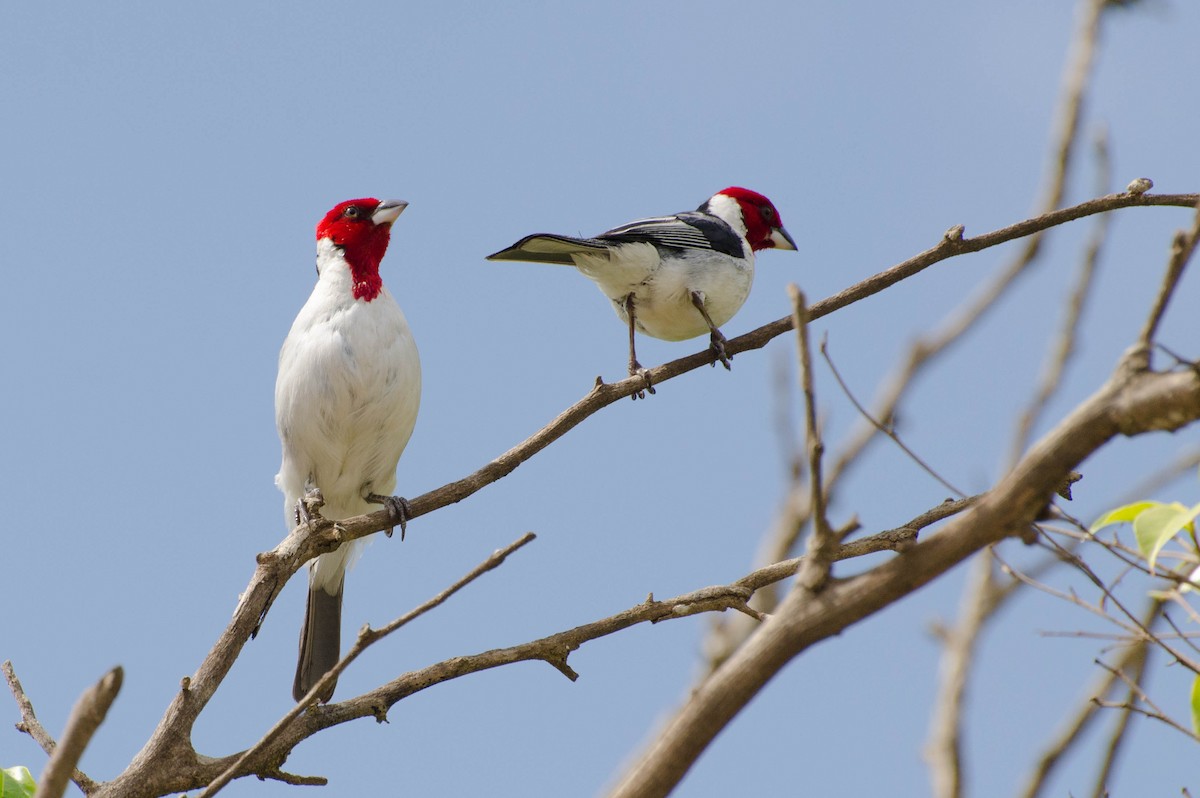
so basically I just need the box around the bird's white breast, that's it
[275,251,421,588]
[571,245,755,342]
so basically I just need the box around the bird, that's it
[275,198,421,703]
[487,187,796,396]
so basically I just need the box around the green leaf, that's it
[1090,501,1161,534]
[1192,675,1200,736]
[0,766,36,798]
[1133,502,1200,572]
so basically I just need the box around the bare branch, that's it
[1136,201,1200,350]
[822,339,964,498]
[197,533,536,797]
[1087,627,1157,798]
[788,287,835,590]
[44,191,1198,798]
[1092,659,1200,743]
[736,498,974,593]
[322,192,1200,548]
[606,346,1200,798]
[4,662,54,756]
[92,499,945,796]
[1010,128,1114,465]
[925,554,1003,798]
[38,667,123,798]
[3,661,101,795]
[1017,599,1162,798]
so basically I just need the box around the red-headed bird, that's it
[488,187,796,395]
[276,198,421,702]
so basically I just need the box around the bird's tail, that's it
[293,573,344,703]
[486,233,610,265]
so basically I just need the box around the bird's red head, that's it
[316,198,407,301]
[717,187,797,253]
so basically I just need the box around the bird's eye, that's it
[761,206,776,222]
[344,206,361,219]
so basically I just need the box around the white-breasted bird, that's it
[275,198,421,702]
[487,187,796,395]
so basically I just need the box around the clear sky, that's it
[3,1,1199,796]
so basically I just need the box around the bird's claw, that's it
[367,493,411,541]
[628,361,656,401]
[296,487,326,526]
[709,331,732,370]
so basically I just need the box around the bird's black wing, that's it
[597,212,744,258]
[487,211,744,265]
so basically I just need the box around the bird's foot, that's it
[296,487,326,526]
[367,493,411,541]
[709,330,732,371]
[628,360,656,401]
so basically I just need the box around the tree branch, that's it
[606,349,1200,798]
[3,661,101,796]
[1016,598,1162,798]
[373,192,1200,541]
[788,287,836,590]
[196,533,536,797]
[95,513,928,796]
[43,190,1197,798]
[39,667,123,798]
[1136,200,1200,350]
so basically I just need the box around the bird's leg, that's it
[366,492,411,541]
[624,293,655,400]
[689,290,732,370]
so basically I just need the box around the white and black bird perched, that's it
[487,187,796,395]
[275,198,421,703]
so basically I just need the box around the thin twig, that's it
[2,662,101,795]
[1017,598,1161,798]
[822,339,964,498]
[1011,536,1200,679]
[1092,659,1200,742]
[3,661,55,755]
[925,552,1001,798]
[1088,616,1158,798]
[1010,127,1113,465]
[198,533,536,798]
[788,287,835,590]
[1136,200,1200,350]
[736,497,977,593]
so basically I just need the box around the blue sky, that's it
[3,2,1199,796]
